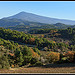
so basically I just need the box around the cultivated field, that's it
[0,63,75,73]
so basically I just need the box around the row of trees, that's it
[28,29,58,34]
[47,51,75,64]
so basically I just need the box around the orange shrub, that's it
[11,64,14,68]
[64,51,74,62]
[53,41,56,43]
[29,38,35,44]
[47,52,60,63]
[40,35,44,38]
[1,45,4,47]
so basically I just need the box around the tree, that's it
[22,45,32,56]
[47,52,60,63]
[30,48,40,58]
[0,54,10,69]
[15,48,24,66]
[22,56,32,65]
[33,47,40,55]
[29,38,35,44]
[64,51,74,62]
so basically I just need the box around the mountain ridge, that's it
[3,11,75,25]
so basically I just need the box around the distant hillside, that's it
[0,17,74,32]
[70,25,75,28]
[6,22,71,32]
[0,18,47,27]
[3,11,75,25]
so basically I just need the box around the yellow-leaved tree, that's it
[47,52,60,63]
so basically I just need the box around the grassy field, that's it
[0,63,75,73]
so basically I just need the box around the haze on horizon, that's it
[0,1,75,21]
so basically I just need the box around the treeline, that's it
[29,29,58,34]
[58,27,75,44]
[29,27,75,44]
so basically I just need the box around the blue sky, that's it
[0,1,75,20]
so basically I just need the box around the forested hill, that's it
[6,23,75,33]
[29,27,75,40]
[0,18,48,27]
[0,27,75,69]
[0,27,75,51]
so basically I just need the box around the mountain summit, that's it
[4,11,75,25]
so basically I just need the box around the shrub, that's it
[11,64,14,68]
[64,51,74,62]
[47,52,60,63]
[29,38,35,44]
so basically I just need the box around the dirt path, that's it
[0,66,75,73]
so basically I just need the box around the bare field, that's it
[1,64,75,73]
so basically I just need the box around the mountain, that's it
[3,11,75,25]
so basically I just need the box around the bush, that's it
[61,57,69,63]
[11,64,14,68]
[64,51,74,62]
[47,52,60,63]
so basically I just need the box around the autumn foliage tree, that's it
[30,48,40,58]
[47,52,60,63]
[64,51,74,62]
[29,38,35,44]
[30,48,40,64]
